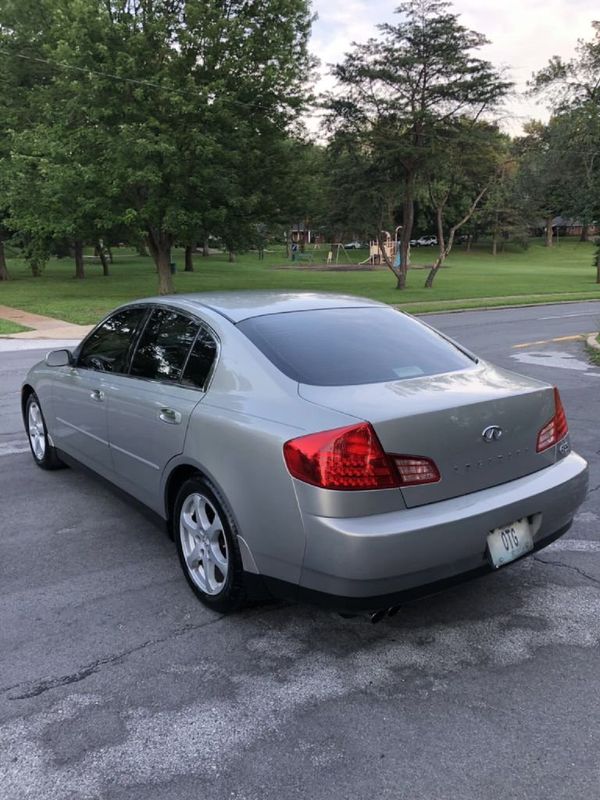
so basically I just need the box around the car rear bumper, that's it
[289,452,588,610]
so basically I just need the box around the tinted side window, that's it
[130,309,199,382]
[182,328,218,389]
[78,307,147,373]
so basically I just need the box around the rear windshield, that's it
[238,307,474,386]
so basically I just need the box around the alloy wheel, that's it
[179,492,229,595]
[28,401,46,461]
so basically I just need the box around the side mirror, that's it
[45,349,73,367]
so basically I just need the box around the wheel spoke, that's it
[202,550,219,593]
[205,517,223,542]
[185,541,203,571]
[181,510,198,536]
[208,540,227,572]
[195,495,212,531]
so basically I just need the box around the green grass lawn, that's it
[0,239,598,325]
[0,319,30,334]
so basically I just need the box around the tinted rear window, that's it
[238,307,474,386]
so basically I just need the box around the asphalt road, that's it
[1,301,600,800]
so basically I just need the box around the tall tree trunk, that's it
[228,250,235,263]
[580,224,589,242]
[97,241,110,276]
[398,172,415,289]
[435,206,445,261]
[492,212,499,256]
[147,228,174,295]
[0,237,9,280]
[545,215,553,247]
[466,234,472,252]
[202,238,210,257]
[184,244,194,272]
[74,240,85,279]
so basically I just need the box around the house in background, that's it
[550,216,599,238]
[289,222,325,246]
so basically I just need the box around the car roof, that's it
[128,291,386,323]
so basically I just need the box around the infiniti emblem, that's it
[482,425,503,442]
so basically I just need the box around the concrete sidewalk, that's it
[0,305,93,340]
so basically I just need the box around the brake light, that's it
[283,423,440,491]
[536,387,568,452]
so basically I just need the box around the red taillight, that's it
[536,387,568,453]
[283,423,440,491]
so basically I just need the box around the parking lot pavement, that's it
[1,303,600,800]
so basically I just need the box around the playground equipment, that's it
[327,242,352,264]
[360,227,405,266]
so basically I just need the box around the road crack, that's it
[3,614,226,700]
[534,555,600,588]
[2,601,288,701]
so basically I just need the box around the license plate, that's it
[487,518,533,568]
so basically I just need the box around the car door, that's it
[104,307,218,513]
[51,306,148,476]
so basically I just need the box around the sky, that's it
[309,0,599,135]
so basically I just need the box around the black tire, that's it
[173,476,247,613]
[25,392,65,470]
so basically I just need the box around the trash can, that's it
[170,261,177,274]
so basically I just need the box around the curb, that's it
[587,333,600,351]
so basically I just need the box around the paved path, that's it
[1,301,599,800]
[0,305,92,340]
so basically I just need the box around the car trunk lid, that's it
[298,363,558,508]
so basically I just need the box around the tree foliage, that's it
[0,0,314,291]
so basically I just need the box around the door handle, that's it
[90,389,105,402]
[159,408,182,424]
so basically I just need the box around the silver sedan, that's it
[22,293,589,615]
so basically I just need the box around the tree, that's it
[0,0,314,293]
[528,22,600,246]
[326,0,510,288]
[529,21,600,109]
[478,152,530,255]
[514,121,569,247]
[423,120,506,287]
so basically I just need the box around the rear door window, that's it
[130,309,199,383]
[181,327,218,389]
[238,307,474,386]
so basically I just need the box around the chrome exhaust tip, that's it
[370,605,401,623]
